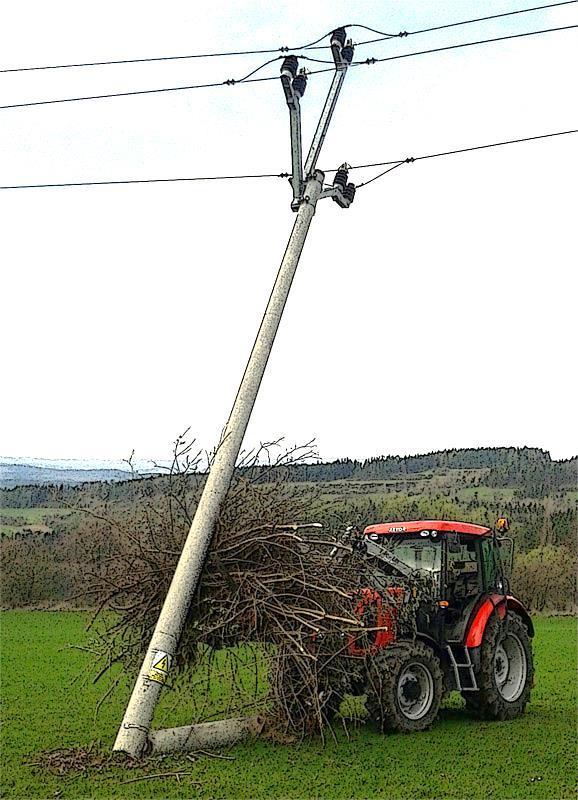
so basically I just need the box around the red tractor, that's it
[345,519,534,733]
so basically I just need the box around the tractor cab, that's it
[336,519,533,733]
[363,519,513,615]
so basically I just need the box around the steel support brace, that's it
[303,65,348,179]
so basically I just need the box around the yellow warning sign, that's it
[147,671,167,685]
[152,654,169,673]
[146,650,171,684]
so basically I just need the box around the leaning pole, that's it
[113,29,355,758]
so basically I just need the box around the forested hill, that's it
[249,447,576,492]
[1,447,575,506]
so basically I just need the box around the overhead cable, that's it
[1,23,576,111]
[346,129,578,188]
[2,1,575,73]
[1,129,575,191]
[0,172,290,191]
[354,24,578,68]
[350,0,578,45]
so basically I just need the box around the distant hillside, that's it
[0,463,136,489]
[1,446,575,500]
[246,447,577,496]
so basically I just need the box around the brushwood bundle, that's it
[77,440,434,736]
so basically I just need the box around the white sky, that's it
[1,0,577,464]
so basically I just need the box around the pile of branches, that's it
[75,436,431,737]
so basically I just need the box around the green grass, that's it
[0,508,72,522]
[0,507,73,535]
[455,487,516,502]
[1,612,576,799]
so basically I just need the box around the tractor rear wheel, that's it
[365,641,443,733]
[463,611,533,720]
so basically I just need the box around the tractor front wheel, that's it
[365,641,443,733]
[464,611,533,720]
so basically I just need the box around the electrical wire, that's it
[401,0,577,37]
[0,56,336,110]
[0,172,290,191]
[352,24,578,68]
[2,23,576,111]
[343,129,578,187]
[1,129,575,191]
[0,34,336,74]
[348,0,578,45]
[354,161,406,188]
[2,1,575,73]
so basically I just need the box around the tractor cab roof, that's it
[364,520,492,537]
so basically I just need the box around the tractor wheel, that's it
[365,641,443,733]
[463,611,534,720]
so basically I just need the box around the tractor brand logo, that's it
[388,526,406,533]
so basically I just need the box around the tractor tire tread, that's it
[365,640,443,733]
[463,610,534,721]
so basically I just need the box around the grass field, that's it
[1,612,576,799]
[0,507,73,535]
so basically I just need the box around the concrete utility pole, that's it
[114,28,357,758]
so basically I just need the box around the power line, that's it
[0,56,337,111]
[1,23,576,111]
[354,162,406,188]
[350,0,578,45]
[1,129,575,191]
[346,129,578,188]
[0,172,290,191]
[353,23,578,68]
[0,30,342,74]
[2,1,575,73]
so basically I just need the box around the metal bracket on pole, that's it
[303,29,354,182]
[321,163,356,208]
[280,56,307,211]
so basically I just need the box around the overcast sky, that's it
[1,0,577,464]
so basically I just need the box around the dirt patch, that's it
[26,745,145,776]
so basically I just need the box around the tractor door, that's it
[442,533,484,641]
[480,535,510,595]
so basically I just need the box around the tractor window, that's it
[390,534,442,592]
[497,538,514,577]
[446,536,481,602]
[480,537,500,591]
[366,534,442,592]
[393,541,441,575]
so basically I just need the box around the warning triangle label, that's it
[152,654,169,673]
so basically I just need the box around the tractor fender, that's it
[465,594,506,648]
[465,594,534,648]
[506,595,534,638]
[416,632,446,662]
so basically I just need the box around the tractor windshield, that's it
[366,533,442,590]
[390,535,442,575]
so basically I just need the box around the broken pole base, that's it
[147,715,264,756]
